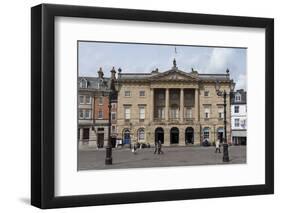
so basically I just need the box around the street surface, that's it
[78,145,246,170]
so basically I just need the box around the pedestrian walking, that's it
[154,140,158,154]
[215,138,221,153]
[157,140,163,154]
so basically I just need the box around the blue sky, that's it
[78,41,247,90]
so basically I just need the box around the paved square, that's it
[78,145,246,170]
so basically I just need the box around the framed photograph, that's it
[31,4,274,209]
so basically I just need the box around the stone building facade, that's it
[116,60,234,146]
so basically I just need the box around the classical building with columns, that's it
[116,59,234,146]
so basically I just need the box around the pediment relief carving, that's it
[150,70,198,82]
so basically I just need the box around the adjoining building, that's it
[231,89,247,145]
[78,67,117,149]
[116,59,235,146]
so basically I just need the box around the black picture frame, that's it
[31,3,274,209]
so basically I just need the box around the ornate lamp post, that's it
[105,67,120,165]
[215,78,235,162]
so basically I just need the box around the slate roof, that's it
[78,76,110,91]
[231,89,247,104]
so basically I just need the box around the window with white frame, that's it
[84,110,91,119]
[185,108,192,119]
[98,96,103,105]
[235,94,241,102]
[138,128,145,141]
[124,91,131,97]
[98,110,103,119]
[241,119,247,128]
[124,107,131,120]
[80,79,87,88]
[85,95,91,104]
[111,112,116,121]
[218,107,224,119]
[204,107,210,118]
[79,95,84,104]
[234,105,239,113]
[235,118,240,127]
[139,107,145,120]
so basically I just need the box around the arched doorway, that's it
[155,127,164,144]
[170,127,179,144]
[185,127,194,144]
[217,127,224,143]
[123,129,131,144]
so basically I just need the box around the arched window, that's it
[138,128,145,142]
[203,127,210,139]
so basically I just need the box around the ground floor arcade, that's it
[118,124,231,146]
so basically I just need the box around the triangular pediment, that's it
[150,69,198,82]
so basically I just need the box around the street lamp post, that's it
[105,91,113,165]
[105,67,119,165]
[215,79,234,163]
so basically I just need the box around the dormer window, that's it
[80,79,88,88]
[235,93,241,102]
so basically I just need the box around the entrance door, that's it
[217,128,224,143]
[185,127,194,144]
[170,127,179,144]
[123,129,131,144]
[97,133,104,148]
[155,127,164,144]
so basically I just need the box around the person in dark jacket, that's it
[157,140,163,154]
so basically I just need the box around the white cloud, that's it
[204,48,235,74]
[234,73,247,90]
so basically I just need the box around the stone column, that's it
[180,88,184,122]
[165,89,169,121]
[194,88,199,122]
[150,89,154,121]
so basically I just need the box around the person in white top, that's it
[215,138,221,153]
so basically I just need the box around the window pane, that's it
[139,91,145,96]
[85,95,91,104]
[99,96,103,104]
[111,112,116,120]
[138,129,145,140]
[79,110,83,118]
[235,119,240,127]
[139,107,145,119]
[125,108,131,119]
[79,96,84,104]
[203,128,210,139]
[98,110,103,119]
[125,91,131,97]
